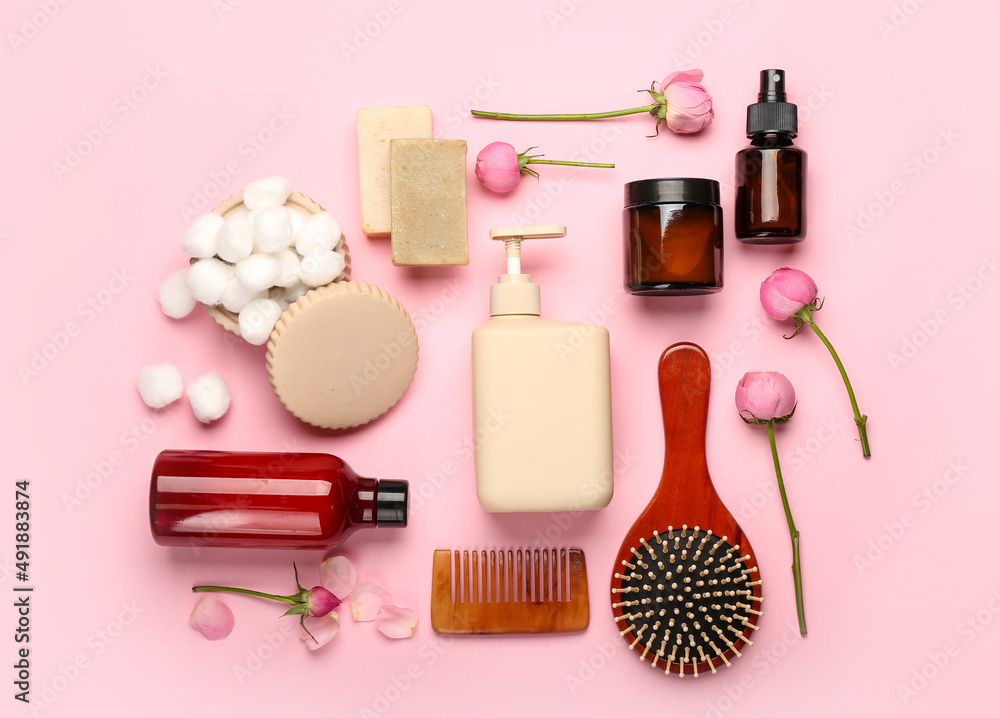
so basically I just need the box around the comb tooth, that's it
[472,551,480,603]
[542,549,550,602]
[516,550,523,602]
[497,550,505,602]
[482,550,489,603]
[507,550,514,602]
[532,550,541,602]
[490,551,498,603]
[462,551,472,603]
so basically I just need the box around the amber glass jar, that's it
[623,178,723,295]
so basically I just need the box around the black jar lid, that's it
[624,178,720,208]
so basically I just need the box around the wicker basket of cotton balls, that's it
[158,176,351,345]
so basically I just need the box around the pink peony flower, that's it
[475,141,614,194]
[471,70,715,138]
[760,267,819,321]
[190,596,235,641]
[735,371,797,424]
[475,142,522,193]
[306,586,341,617]
[660,70,714,134]
[758,266,871,457]
[734,371,807,635]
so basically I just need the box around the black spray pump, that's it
[735,69,806,244]
[748,70,798,136]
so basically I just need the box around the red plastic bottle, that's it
[149,450,408,549]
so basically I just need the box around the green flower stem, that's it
[767,420,807,637]
[192,585,300,605]
[796,309,871,458]
[471,104,656,121]
[527,159,614,168]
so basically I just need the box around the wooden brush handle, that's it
[654,343,711,502]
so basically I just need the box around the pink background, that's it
[4,0,997,715]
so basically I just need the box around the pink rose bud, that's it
[661,70,714,134]
[306,586,341,618]
[759,267,819,321]
[735,371,797,424]
[475,141,522,193]
[190,597,235,641]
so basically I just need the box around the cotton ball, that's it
[271,249,300,288]
[243,177,292,210]
[298,249,346,288]
[238,298,283,345]
[158,269,197,318]
[229,206,250,222]
[137,364,184,409]
[284,281,310,303]
[252,206,293,252]
[295,212,341,255]
[220,276,267,313]
[289,209,309,239]
[181,213,223,258]
[186,258,234,305]
[186,372,231,423]
[235,254,280,292]
[216,216,255,263]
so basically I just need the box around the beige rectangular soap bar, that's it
[357,105,433,237]
[390,139,469,266]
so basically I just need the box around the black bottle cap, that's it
[747,69,797,137]
[375,480,408,527]
[624,178,720,208]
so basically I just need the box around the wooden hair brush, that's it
[610,343,763,676]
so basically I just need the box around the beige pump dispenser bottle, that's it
[472,225,614,512]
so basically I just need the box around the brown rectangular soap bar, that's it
[390,138,469,266]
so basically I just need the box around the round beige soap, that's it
[266,281,418,429]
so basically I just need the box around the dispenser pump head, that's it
[488,225,566,317]
[746,69,797,137]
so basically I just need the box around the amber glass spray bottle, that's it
[735,69,806,243]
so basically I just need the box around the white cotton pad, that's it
[137,364,184,409]
[299,249,346,288]
[243,177,292,210]
[185,258,234,306]
[271,249,301,288]
[235,254,280,293]
[181,213,223,259]
[252,206,293,252]
[220,276,266,313]
[158,269,198,319]
[295,212,341,255]
[186,372,231,423]
[216,216,255,263]
[238,298,283,345]
[289,209,309,240]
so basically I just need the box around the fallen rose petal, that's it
[190,596,235,641]
[320,556,357,599]
[302,611,340,650]
[375,605,418,639]
[350,581,392,621]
